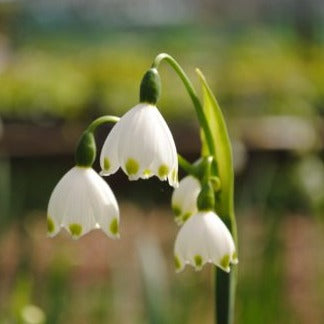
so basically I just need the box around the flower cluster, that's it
[47,65,237,274]
[171,175,238,272]
[47,102,178,239]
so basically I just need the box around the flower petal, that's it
[47,167,119,239]
[171,175,201,225]
[86,169,120,238]
[100,120,123,176]
[174,211,237,272]
[99,103,178,186]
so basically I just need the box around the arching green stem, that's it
[86,115,120,133]
[75,115,120,167]
[177,154,197,177]
[152,53,215,157]
[153,54,237,324]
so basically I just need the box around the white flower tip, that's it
[100,170,110,176]
[175,255,208,273]
[219,254,233,273]
[174,255,184,273]
[193,255,204,271]
[68,223,83,240]
[172,206,192,226]
[142,169,152,179]
[174,217,184,226]
[172,205,183,225]
[157,164,170,181]
[100,157,116,177]
[108,218,120,239]
[125,158,140,180]
[222,266,231,273]
[47,216,56,238]
[231,251,239,265]
[169,169,179,188]
[174,213,192,226]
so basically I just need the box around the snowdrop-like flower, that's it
[174,211,238,272]
[47,166,119,239]
[171,175,201,225]
[100,103,178,187]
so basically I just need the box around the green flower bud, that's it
[197,182,215,211]
[75,131,96,167]
[139,68,161,104]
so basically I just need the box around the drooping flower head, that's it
[47,131,120,239]
[171,175,201,225]
[174,211,238,272]
[174,167,238,273]
[47,166,119,239]
[100,69,178,187]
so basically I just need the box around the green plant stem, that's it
[216,216,237,324]
[177,154,197,176]
[75,115,120,167]
[195,68,238,324]
[152,53,215,157]
[153,54,238,324]
[216,268,237,324]
[86,115,120,133]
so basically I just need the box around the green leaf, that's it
[196,68,234,220]
[196,70,238,324]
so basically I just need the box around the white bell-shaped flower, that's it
[174,211,238,272]
[171,175,201,225]
[47,166,119,239]
[100,103,178,187]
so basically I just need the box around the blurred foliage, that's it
[0,27,323,121]
[0,149,322,323]
[0,14,323,324]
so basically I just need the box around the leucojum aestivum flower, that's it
[47,53,238,324]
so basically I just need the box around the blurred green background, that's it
[0,0,324,323]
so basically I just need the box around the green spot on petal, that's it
[47,217,55,234]
[172,205,181,216]
[182,212,192,222]
[220,254,230,269]
[69,223,82,237]
[104,158,110,171]
[174,255,181,270]
[143,169,152,177]
[158,164,169,178]
[232,251,238,261]
[194,255,203,268]
[109,218,119,235]
[125,158,139,175]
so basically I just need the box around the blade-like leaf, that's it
[196,69,238,324]
[196,69,234,219]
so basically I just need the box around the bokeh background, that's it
[0,0,324,323]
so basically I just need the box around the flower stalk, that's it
[86,115,120,133]
[151,53,215,157]
[177,154,197,176]
[153,54,238,324]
